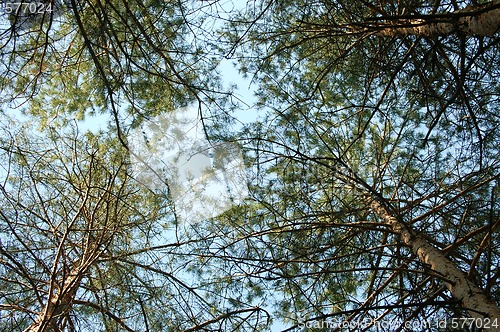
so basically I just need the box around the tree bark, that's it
[376,1,500,37]
[25,272,83,332]
[368,197,500,320]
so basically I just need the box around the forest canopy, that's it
[0,0,499,331]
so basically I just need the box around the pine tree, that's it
[204,0,500,328]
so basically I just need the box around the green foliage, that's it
[1,0,499,330]
[204,0,500,328]
[0,0,225,130]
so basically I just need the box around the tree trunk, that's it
[377,1,500,37]
[368,197,500,320]
[25,268,84,332]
